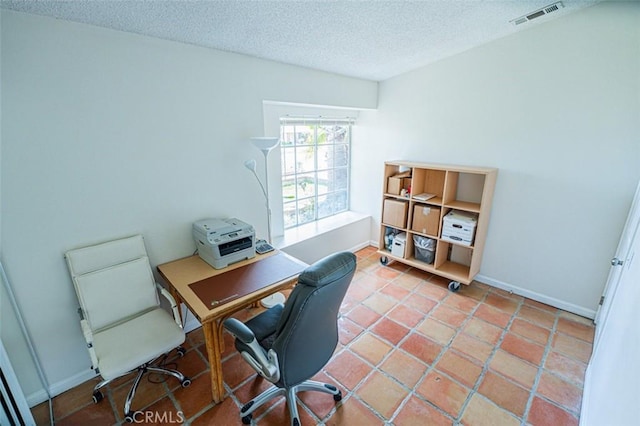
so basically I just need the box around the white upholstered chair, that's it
[65,235,190,422]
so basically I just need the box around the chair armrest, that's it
[80,318,99,370]
[223,318,280,382]
[223,318,255,344]
[156,283,183,328]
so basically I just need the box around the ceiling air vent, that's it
[511,1,564,26]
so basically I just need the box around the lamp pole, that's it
[246,137,283,309]
[261,149,273,244]
[248,137,280,244]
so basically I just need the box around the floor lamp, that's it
[245,136,285,308]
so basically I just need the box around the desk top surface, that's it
[157,251,306,322]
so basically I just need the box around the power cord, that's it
[147,351,181,384]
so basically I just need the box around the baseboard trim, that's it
[368,239,594,318]
[349,241,372,253]
[476,274,596,319]
[27,368,96,407]
[27,389,49,407]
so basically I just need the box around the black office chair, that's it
[223,251,357,426]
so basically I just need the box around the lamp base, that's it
[260,292,286,308]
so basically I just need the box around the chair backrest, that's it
[271,251,356,388]
[65,235,159,332]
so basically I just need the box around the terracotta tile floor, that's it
[32,246,595,425]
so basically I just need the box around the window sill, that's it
[272,211,370,250]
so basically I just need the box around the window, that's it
[280,117,352,229]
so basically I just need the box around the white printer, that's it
[193,218,255,269]
[442,210,478,246]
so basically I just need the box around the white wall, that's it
[0,6,42,410]
[0,10,377,398]
[352,2,640,316]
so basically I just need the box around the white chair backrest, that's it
[65,234,149,276]
[65,235,159,331]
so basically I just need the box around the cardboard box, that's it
[411,205,440,236]
[382,199,408,228]
[387,172,411,195]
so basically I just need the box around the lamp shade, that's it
[250,137,280,154]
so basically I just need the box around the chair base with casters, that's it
[91,348,192,423]
[239,379,342,425]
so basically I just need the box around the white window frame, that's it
[280,117,353,229]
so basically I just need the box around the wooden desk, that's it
[157,251,306,403]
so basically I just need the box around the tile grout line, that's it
[385,275,492,424]
[520,308,560,423]
[453,291,526,425]
[291,260,407,424]
[520,309,584,423]
[333,263,457,423]
[383,273,462,424]
[332,265,432,424]
[447,288,507,424]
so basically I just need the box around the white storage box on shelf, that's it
[442,210,478,246]
[391,233,407,258]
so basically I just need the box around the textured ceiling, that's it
[0,0,601,81]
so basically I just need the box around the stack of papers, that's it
[413,193,436,201]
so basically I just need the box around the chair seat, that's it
[93,308,185,380]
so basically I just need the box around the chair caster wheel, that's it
[380,256,389,266]
[176,347,186,357]
[241,413,252,424]
[92,391,103,404]
[124,412,135,423]
[448,281,461,292]
[181,378,192,388]
[333,390,343,402]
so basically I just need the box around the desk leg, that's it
[202,321,225,404]
[217,320,226,354]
